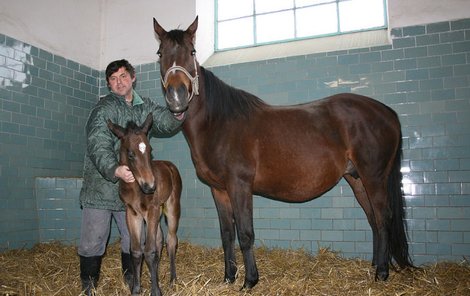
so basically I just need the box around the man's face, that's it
[108,67,135,101]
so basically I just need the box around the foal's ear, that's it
[153,18,167,39]
[141,113,153,134]
[186,16,198,39]
[107,119,125,139]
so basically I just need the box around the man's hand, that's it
[115,165,135,183]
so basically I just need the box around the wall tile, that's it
[427,21,451,33]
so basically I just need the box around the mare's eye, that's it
[157,51,162,57]
[191,49,196,56]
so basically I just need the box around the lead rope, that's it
[161,56,199,103]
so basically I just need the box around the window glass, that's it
[217,0,253,20]
[255,0,294,14]
[218,17,254,50]
[256,10,295,43]
[296,0,335,6]
[216,0,387,50]
[296,4,338,37]
[339,0,385,32]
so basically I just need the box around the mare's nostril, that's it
[177,85,187,99]
[165,84,189,113]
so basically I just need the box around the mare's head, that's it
[153,16,199,120]
[107,113,156,194]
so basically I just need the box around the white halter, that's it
[161,56,199,103]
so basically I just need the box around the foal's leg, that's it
[344,175,379,266]
[145,206,162,296]
[126,209,144,295]
[211,188,238,284]
[165,193,181,284]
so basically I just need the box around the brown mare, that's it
[153,17,413,289]
[108,113,182,296]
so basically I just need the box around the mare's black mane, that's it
[201,67,267,123]
[166,29,186,45]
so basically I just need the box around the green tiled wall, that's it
[35,177,120,245]
[0,34,98,249]
[35,177,82,242]
[1,18,470,266]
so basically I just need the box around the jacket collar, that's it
[111,89,144,106]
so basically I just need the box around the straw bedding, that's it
[1,241,469,295]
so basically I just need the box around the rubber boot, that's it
[121,252,134,289]
[79,255,102,296]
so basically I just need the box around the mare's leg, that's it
[165,192,181,284]
[344,174,379,266]
[211,188,238,284]
[126,208,144,295]
[359,179,391,281]
[145,205,162,296]
[226,183,258,289]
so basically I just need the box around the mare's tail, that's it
[387,135,414,269]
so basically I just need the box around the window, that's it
[215,0,387,51]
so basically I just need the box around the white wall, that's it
[388,0,470,29]
[100,0,196,69]
[0,0,102,69]
[1,0,470,70]
[0,0,198,69]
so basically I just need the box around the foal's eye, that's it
[157,51,162,57]
[128,151,135,160]
[191,49,196,56]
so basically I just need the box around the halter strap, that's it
[161,56,199,103]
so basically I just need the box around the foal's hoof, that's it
[239,284,253,292]
[224,276,236,284]
[131,286,141,296]
[124,275,133,289]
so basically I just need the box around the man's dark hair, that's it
[105,59,136,88]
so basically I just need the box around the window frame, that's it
[215,0,388,52]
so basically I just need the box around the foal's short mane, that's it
[201,67,267,123]
[122,121,147,137]
[125,121,141,133]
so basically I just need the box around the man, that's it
[78,59,182,294]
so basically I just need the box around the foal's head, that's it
[153,16,199,119]
[107,113,156,194]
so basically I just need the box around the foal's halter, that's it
[161,56,199,104]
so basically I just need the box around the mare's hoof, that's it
[375,270,389,281]
[240,278,258,290]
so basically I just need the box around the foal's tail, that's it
[388,135,413,269]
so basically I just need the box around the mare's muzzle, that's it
[161,58,199,114]
[165,83,190,113]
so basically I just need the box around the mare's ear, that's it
[107,119,125,139]
[186,16,198,40]
[153,18,167,39]
[141,113,153,135]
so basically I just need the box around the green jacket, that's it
[79,90,181,211]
